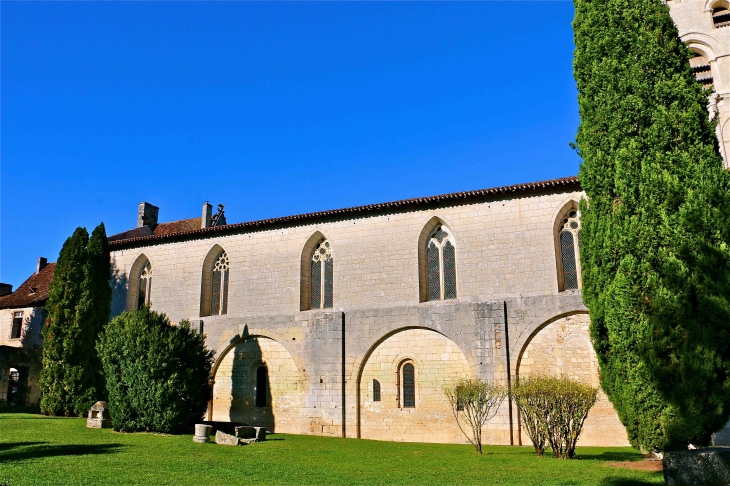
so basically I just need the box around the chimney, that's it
[202,201,213,229]
[137,202,159,228]
[36,257,48,274]
[0,283,12,297]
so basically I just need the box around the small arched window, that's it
[712,1,730,28]
[558,210,582,291]
[310,240,333,309]
[211,252,230,316]
[372,379,381,402]
[426,226,457,301]
[399,362,416,408]
[255,365,268,408]
[138,261,152,309]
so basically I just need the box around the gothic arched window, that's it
[255,364,268,408]
[426,226,457,301]
[558,210,582,291]
[400,362,416,408]
[211,252,230,316]
[310,240,333,310]
[372,379,381,402]
[138,261,152,309]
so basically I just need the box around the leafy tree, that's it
[443,378,506,454]
[97,307,214,433]
[573,0,730,451]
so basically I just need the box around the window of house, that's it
[559,210,582,291]
[211,252,230,315]
[255,365,268,408]
[10,312,23,339]
[400,362,416,408]
[310,240,333,309]
[712,2,730,28]
[426,226,457,301]
[372,379,381,402]
[137,261,152,309]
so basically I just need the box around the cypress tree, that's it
[574,0,730,451]
[87,223,112,398]
[40,224,110,416]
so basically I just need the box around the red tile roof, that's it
[0,263,56,310]
[109,175,581,248]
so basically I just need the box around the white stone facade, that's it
[108,180,630,445]
[669,0,730,165]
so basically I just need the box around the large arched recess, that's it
[210,333,305,434]
[356,327,473,444]
[126,253,151,311]
[515,312,630,447]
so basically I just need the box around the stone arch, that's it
[210,333,304,434]
[515,313,629,447]
[681,33,722,62]
[300,231,332,311]
[200,243,228,317]
[356,327,473,443]
[126,253,151,311]
[553,200,582,292]
[418,216,458,303]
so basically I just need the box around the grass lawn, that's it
[0,412,663,485]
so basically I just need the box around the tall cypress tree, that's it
[40,224,110,416]
[86,223,112,398]
[574,0,730,451]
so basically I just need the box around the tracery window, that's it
[310,240,333,309]
[372,379,381,402]
[558,210,582,291]
[137,261,152,308]
[255,364,268,408]
[426,226,457,301]
[211,252,230,316]
[400,362,416,408]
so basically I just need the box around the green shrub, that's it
[513,375,598,459]
[574,0,730,451]
[443,378,506,454]
[96,307,214,433]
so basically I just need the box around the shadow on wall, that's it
[225,326,275,432]
[110,262,129,318]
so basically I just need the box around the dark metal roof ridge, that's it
[109,175,580,248]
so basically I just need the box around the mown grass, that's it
[0,413,663,485]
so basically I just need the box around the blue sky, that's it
[1,1,579,288]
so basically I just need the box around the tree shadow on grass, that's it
[0,442,123,463]
[598,473,663,486]
[577,451,644,462]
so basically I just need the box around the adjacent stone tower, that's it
[668,0,730,166]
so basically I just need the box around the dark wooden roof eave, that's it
[109,175,581,250]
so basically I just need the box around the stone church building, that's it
[109,176,626,446]
[1,0,727,447]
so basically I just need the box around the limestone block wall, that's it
[516,313,629,447]
[109,189,585,322]
[212,335,305,434]
[359,328,472,443]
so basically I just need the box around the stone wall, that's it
[0,306,45,406]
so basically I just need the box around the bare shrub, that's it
[514,375,598,459]
[443,378,506,454]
